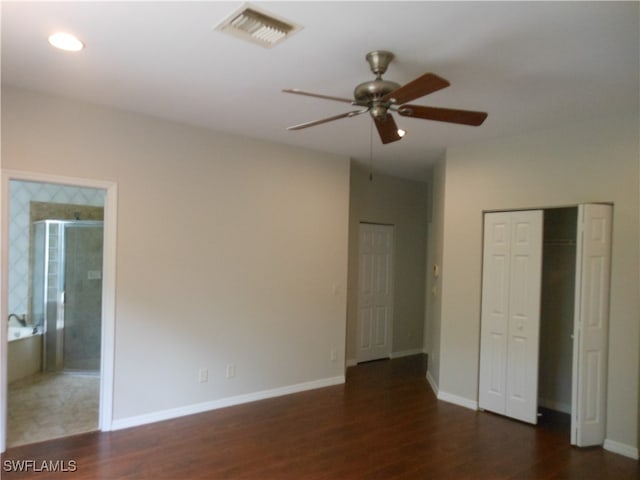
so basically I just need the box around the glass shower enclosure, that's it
[31,220,104,373]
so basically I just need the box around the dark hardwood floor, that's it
[2,355,638,479]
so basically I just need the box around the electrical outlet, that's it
[226,364,236,379]
[330,348,337,362]
[198,368,208,383]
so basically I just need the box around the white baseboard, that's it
[390,349,424,359]
[111,375,345,431]
[437,390,478,411]
[538,397,571,414]
[426,370,438,396]
[603,439,639,460]
[347,350,424,367]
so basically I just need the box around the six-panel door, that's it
[479,210,543,424]
[357,223,394,363]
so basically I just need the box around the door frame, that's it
[0,170,118,452]
[356,222,395,363]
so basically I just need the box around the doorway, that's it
[478,204,612,447]
[538,208,577,417]
[356,223,394,363]
[1,172,117,452]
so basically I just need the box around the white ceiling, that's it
[2,1,638,181]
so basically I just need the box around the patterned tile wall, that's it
[8,181,105,319]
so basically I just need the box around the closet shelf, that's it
[544,239,576,246]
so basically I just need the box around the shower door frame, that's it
[0,170,118,453]
[34,219,105,373]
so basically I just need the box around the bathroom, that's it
[6,179,105,446]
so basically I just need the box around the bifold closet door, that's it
[571,204,612,447]
[479,210,543,424]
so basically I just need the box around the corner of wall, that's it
[603,439,640,460]
[425,156,446,388]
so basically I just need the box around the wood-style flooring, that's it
[2,355,638,479]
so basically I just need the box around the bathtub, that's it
[8,326,40,342]
[7,326,43,383]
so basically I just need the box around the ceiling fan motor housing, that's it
[354,79,401,103]
[354,79,400,120]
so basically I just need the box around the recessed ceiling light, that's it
[397,128,406,138]
[48,32,84,52]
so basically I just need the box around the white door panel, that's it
[357,224,394,363]
[480,213,511,413]
[480,211,542,424]
[506,211,542,423]
[571,204,612,446]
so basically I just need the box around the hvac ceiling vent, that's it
[214,3,302,48]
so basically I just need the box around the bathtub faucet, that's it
[8,313,26,327]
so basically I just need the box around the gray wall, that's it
[346,162,428,362]
[2,87,350,422]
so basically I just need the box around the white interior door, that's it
[356,223,394,363]
[571,204,612,446]
[479,210,543,424]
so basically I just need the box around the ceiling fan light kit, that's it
[284,50,488,144]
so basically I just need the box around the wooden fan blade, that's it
[382,73,450,105]
[398,105,488,126]
[374,114,403,144]
[283,88,354,104]
[287,109,368,130]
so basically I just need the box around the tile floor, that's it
[7,372,99,447]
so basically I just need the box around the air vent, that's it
[214,3,302,48]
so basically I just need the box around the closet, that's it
[478,204,612,447]
[539,208,577,416]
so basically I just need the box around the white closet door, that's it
[479,210,542,424]
[571,204,612,446]
[504,210,543,423]
[479,212,512,414]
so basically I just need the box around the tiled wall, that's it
[8,180,105,318]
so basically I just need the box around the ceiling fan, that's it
[283,51,488,144]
